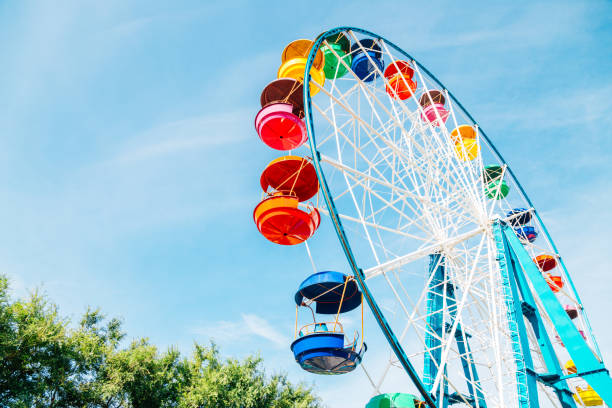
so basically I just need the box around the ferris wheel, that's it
[252,27,612,408]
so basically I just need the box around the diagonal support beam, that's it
[493,222,536,408]
[424,254,448,408]
[500,221,612,405]
[497,222,576,407]
[424,254,487,408]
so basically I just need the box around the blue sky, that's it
[0,1,611,406]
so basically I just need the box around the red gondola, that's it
[260,156,319,202]
[534,254,557,272]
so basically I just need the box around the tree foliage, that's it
[0,276,321,408]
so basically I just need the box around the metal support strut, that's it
[494,220,612,407]
[425,254,487,408]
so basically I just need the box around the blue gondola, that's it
[291,332,367,375]
[515,226,537,243]
[506,207,532,226]
[291,271,366,374]
[350,39,384,82]
[295,270,361,313]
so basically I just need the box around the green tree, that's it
[178,344,319,408]
[0,276,321,408]
[0,279,119,407]
[97,340,185,408]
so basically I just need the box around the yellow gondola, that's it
[278,39,325,95]
[573,386,603,406]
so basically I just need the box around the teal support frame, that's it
[444,278,487,408]
[495,221,542,407]
[495,220,612,406]
[424,254,448,408]
[500,224,576,408]
[302,26,609,408]
[425,254,487,408]
[452,321,487,408]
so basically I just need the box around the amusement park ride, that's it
[252,27,612,408]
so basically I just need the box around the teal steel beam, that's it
[494,222,539,407]
[500,221,612,404]
[424,254,448,408]
[446,290,487,407]
[425,254,487,408]
[301,25,609,408]
[499,222,576,408]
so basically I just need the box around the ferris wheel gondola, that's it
[291,271,367,375]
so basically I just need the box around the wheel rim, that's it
[302,27,602,407]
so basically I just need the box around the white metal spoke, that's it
[297,28,585,408]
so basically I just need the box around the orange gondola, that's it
[253,195,320,246]
[534,254,557,272]
[544,273,563,293]
[450,125,477,144]
[384,60,417,100]
[260,156,319,202]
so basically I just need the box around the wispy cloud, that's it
[103,3,227,38]
[366,1,593,54]
[191,313,289,348]
[481,84,612,132]
[242,313,288,347]
[111,110,252,164]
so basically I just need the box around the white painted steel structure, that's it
[295,29,603,407]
